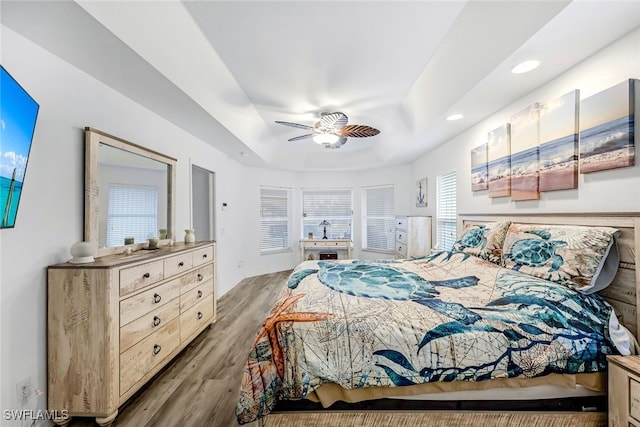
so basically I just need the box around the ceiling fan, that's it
[275,112,380,149]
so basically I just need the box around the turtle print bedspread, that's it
[236,251,623,424]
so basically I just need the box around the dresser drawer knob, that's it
[197,290,203,298]
[399,234,403,239]
[153,344,162,355]
[197,312,203,320]
[202,254,208,259]
[143,272,150,279]
[153,316,161,327]
[198,274,204,281]
[178,261,185,267]
[153,293,162,304]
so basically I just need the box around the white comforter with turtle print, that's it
[236,251,630,424]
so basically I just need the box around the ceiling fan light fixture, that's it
[511,60,540,74]
[313,133,339,144]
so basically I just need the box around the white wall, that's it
[241,164,413,277]
[0,26,248,421]
[411,28,640,238]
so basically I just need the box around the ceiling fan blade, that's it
[288,134,314,142]
[319,112,348,130]
[340,125,380,138]
[275,121,314,131]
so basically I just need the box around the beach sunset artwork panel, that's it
[471,143,488,191]
[580,79,636,173]
[510,104,540,201]
[539,90,579,191]
[487,124,511,198]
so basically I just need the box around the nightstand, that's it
[608,355,640,426]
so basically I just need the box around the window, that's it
[260,186,291,253]
[362,185,395,253]
[302,189,352,239]
[436,171,457,250]
[106,184,158,247]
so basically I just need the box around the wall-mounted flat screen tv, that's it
[0,65,39,229]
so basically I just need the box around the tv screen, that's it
[0,65,39,229]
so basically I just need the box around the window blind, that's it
[107,184,158,247]
[362,185,395,252]
[436,171,457,250]
[260,187,291,253]
[302,189,352,239]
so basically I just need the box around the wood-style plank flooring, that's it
[68,270,290,427]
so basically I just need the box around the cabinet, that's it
[300,239,352,260]
[395,216,431,259]
[608,355,640,427]
[47,242,216,426]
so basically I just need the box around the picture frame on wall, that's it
[487,123,511,198]
[510,103,540,201]
[416,177,427,207]
[539,90,579,191]
[471,143,488,191]
[579,79,636,173]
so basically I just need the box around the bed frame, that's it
[254,213,640,427]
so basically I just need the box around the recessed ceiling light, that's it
[446,114,463,121]
[511,60,540,74]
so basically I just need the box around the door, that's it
[191,165,215,241]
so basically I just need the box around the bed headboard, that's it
[459,213,640,340]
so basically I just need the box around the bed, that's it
[236,214,640,426]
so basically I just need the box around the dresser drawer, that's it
[631,377,640,424]
[120,317,180,396]
[120,298,180,352]
[180,294,214,342]
[120,278,181,326]
[192,245,214,267]
[180,264,215,295]
[164,252,193,278]
[396,242,407,258]
[395,229,408,244]
[395,216,408,230]
[120,260,164,296]
[180,279,213,313]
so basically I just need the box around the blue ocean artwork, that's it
[511,146,539,177]
[0,66,39,228]
[539,134,578,169]
[487,155,510,180]
[580,115,635,173]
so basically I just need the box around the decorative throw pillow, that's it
[452,221,511,264]
[501,223,619,293]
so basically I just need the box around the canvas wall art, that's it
[471,143,488,191]
[415,177,427,207]
[487,124,511,198]
[0,66,39,229]
[579,79,636,173]
[539,90,579,191]
[510,104,540,201]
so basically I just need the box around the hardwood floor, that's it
[67,270,291,427]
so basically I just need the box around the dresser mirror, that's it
[84,127,176,257]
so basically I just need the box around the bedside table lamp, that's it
[319,220,331,239]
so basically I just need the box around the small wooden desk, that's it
[300,239,352,260]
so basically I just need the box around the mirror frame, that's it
[84,127,177,257]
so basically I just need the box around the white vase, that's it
[184,229,195,243]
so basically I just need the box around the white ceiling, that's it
[2,1,639,171]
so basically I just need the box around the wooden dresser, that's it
[608,355,640,427]
[47,242,216,426]
[395,216,431,259]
